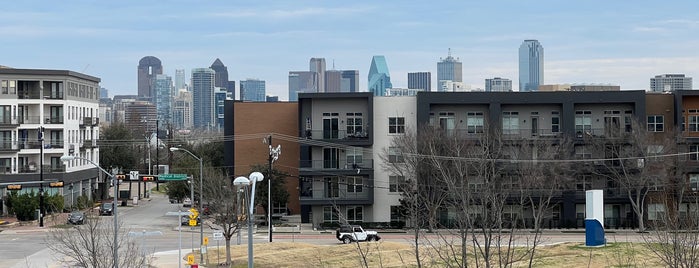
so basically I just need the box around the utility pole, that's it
[266,134,281,242]
[39,126,45,227]
[155,119,159,191]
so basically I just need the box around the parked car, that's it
[100,202,114,216]
[67,211,85,225]
[182,198,192,207]
[169,197,180,204]
[335,225,381,244]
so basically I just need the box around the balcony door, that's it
[322,113,339,139]
[323,148,339,169]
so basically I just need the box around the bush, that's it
[76,195,91,210]
[7,191,40,221]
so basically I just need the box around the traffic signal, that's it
[115,174,126,180]
[6,184,21,190]
[140,175,157,181]
[49,181,64,187]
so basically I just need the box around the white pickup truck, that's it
[335,225,381,244]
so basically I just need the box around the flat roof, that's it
[0,68,100,83]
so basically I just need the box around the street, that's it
[0,192,648,267]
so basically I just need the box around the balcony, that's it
[19,140,42,149]
[18,164,66,174]
[299,159,373,171]
[302,129,370,145]
[299,180,372,205]
[0,140,19,152]
[0,116,20,127]
[574,128,631,140]
[18,116,42,124]
[44,116,64,124]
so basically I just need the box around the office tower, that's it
[173,89,193,129]
[341,70,359,92]
[368,55,392,96]
[408,72,431,91]
[214,88,231,129]
[485,77,512,92]
[325,70,342,92]
[210,58,229,90]
[310,58,326,92]
[175,69,186,90]
[154,74,173,123]
[650,74,692,92]
[288,71,317,101]
[438,80,468,92]
[437,49,462,83]
[240,79,266,102]
[519,40,544,91]
[100,87,109,99]
[266,95,279,102]
[137,56,163,101]
[191,68,215,129]
[227,81,236,94]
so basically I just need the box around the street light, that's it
[60,155,119,268]
[169,147,204,262]
[234,172,264,268]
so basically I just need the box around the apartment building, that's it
[0,68,101,212]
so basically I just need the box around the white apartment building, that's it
[0,68,101,213]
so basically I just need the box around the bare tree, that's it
[202,169,244,266]
[45,211,152,268]
[587,119,677,231]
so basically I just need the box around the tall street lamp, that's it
[169,147,204,262]
[60,155,119,268]
[234,172,264,268]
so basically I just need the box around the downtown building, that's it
[408,72,431,91]
[191,68,215,129]
[0,68,103,212]
[519,40,544,91]
[368,56,392,96]
[240,79,266,102]
[137,56,163,101]
[485,77,512,92]
[650,74,692,92]
[289,58,359,101]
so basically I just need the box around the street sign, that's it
[213,232,224,241]
[189,208,199,219]
[203,237,209,245]
[158,173,188,181]
[186,255,195,265]
[189,219,197,226]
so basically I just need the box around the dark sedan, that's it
[67,211,85,225]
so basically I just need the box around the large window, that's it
[647,115,664,132]
[689,110,699,132]
[648,204,666,221]
[322,112,339,139]
[346,206,363,222]
[502,111,519,135]
[346,112,363,136]
[551,111,560,133]
[346,177,363,193]
[576,175,592,191]
[323,206,339,223]
[691,145,699,161]
[390,206,403,222]
[346,147,363,168]
[690,174,699,191]
[324,177,339,198]
[388,147,403,163]
[604,110,621,137]
[575,110,592,136]
[389,175,405,192]
[389,117,405,134]
[467,112,484,133]
[575,146,592,159]
[438,112,455,133]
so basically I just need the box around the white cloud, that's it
[210,6,374,20]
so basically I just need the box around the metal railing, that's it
[300,159,373,170]
[302,129,369,140]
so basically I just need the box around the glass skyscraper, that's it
[408,72,432,91]
[240,79,266,102]
[368,56,392,96]
[192,68,215,129]
[154,74,173,123]
[437,49,462,83]
[519,40,544,92]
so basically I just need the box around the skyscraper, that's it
[175,69,186,90]
[519,40,544,91]
[485,77,512,92]
[368,56,392,96]
[650,74,692,92]
[240,79,266,102]
[137,56,163,101]
[310,58,326,93]
[173,89,193,129]
[210,58,229,90]
[325,70,342,92]
[214,88,232,129]
[408,72,432,91]
[437,49,462,83]
[288,71,317,101]
[341,70,359,92]
[191,68,215,129]
[154,74,173,123]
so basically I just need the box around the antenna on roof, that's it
[448,48,451,58]
[332,59,335,70]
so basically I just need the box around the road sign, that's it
[203,237,209,245]
[189,219,197,226]
[158,173,188,181]
[213,232,224,241]
[189,208,199,219]
[186,255,195,265]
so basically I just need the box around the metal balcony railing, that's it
[302,129,369,140]
[300,159,373,170]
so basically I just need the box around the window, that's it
[689,113,699,132]
[502,111,519,135]
[576,175,592,191]
[575,146,592,159]
[389,117,405,134]
[388,147,403,163]
[647,115,664,132]
[323,206,339,223]
[647,204,666,221]
[345,147,363,168]
[604,110,621,137]
[551,111,560,133]
[324,177,339,198]
[389,175,405,192]
[467,112,484,133]
[690,145,699,161]
[346,177,363,193]
[438,112,455,134]
[346,113,363,136]
[322,112,339,139]
[323,148,339,168]
[390,206,403,222]
[624,110,633,133]
[575,110,592,136]
[346,206,363,222]
[1,80,6,94]
[690,174,699,191]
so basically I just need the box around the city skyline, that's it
[3,1,699,100]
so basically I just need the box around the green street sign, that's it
[159,173,188,181]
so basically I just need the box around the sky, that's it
[2,1,699,100]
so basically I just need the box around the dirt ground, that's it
[197,241,665,268]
